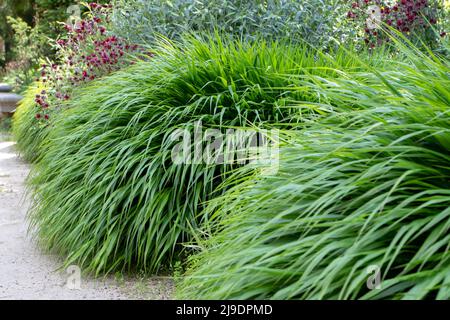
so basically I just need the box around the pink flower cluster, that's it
[35,2,145,121]
[35,90,50,120]
[347,0,445,48]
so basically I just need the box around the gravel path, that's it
[0,140,173,300]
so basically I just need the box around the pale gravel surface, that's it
[0,139,174,300]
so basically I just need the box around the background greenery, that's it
[0,0,110,92]
[111,0,348,48]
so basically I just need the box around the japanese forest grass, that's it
[177,41,450,299]
[12,83,48,162]
[28,38,377,274]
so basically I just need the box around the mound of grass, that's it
[12,83,48,162]
[177,40,450,299]
[27,36,375,274]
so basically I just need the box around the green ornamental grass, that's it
[12,83,48,162]
[177,39,450,300]
[28,37,371,274]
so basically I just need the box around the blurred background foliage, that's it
[0,0,109,92]
[0,0,73,63]
[111,0,349,48]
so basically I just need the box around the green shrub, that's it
[0,117,12,132]
[28,36,371,275]
[12,82,48,162]
[0,0,36,64]
[111,0,348,48]
[177,39,450,300]
[1,17,47,93]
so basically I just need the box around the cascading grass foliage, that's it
[12,82,48,162]
[177,39,450,299]
[28,36,371,274]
